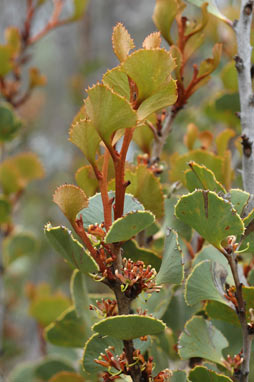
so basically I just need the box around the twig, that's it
[151,111,176,161]
[234,0,254,212]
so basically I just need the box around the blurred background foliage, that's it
[0,0,246,380]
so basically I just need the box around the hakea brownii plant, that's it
[43,1,254,382]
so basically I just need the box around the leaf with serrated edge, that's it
[105,211,155,243]
[178,316,228,365]
[85,84,137,145]
[92,315,165,340]
[121,49,176,104]
[44,224,98,274]
[112,23,135,62]
[53,184,88,226]
[142,32,161,49]
[185,260,230,306]
[185,161,226,193]
[175,190,244,250]
[156,229,184,285]
[69,119,100,164]
[103,67,130,98]
[189,366,233,382]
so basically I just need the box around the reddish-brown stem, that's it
[74,218,97,259]
[99,148,112,231]
[114,128,134,220]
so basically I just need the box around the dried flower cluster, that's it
[115,258,161,299]
[90,298,118,317]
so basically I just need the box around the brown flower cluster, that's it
[115,258,161,299]
[89,298,118,317]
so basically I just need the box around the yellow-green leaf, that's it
[112,23,135,62]
[142,32,161,49]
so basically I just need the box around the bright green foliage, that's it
[105,210,155,243]
[0,102,22,142]
[85,84,137,145]
[205,300,239,326]
[78,192,144,228]
[175,190,244,250]
[34,358,75,381]
[188,366,233,382]
[125,165,165,218]
[112,23,135,62]
[29,289,70,327]
[92,315,165,340]
[185,260,229,306]
[185,161,226,193]
[178,316,228,365]
[83,334,124,373]
[44,224,99,273]
[53,184,88,226]
[3,232,37,265]
[103,68,130,98]
[49,372,85,382]
[156,229,183,285]
[122,239,161,271]
[0,45,13,76]
[153,0,186,44]
[75,165,98,197]
[45,307,87,347]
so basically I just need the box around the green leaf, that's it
[0,102,22,142]
[169,149,225,186]
[133,123,154,155]
[185,161,226,193]
[70,0,89,20]
[137,79,177,121]
[230,189,249,216]
[198,44,222,78]
[175,190,244,250]
[153,0,186,45]
[85,84,136,145]
[122,239,161,271]
[103,67,130,98]
[164,196,192,241]
[49,372,85,382]
[186,0,231,24]
[83,333,124,373]
[121,49,176,105]
[125,165,165,219]
[171,370,188,382]
[105,210,155,243]
[92,314,165,340]
[156,229,184,285]
[44,224,99,274]
[0,196,11,223]
[70,270,91,324]
[188,366,233,382]
[29,291,70,327]
[135,287,172,319]
[45,306,87,348]
[3,232,38,266]
[178,316,228,365]
[35,358,75,381]
[78,192,144,228]
[0,45,13,76]
[53,184,88,226]
[8,362,39,382]
[5,27,21,56]
[69,119,100,164]
[205,300,239,326]
[185,260,229,306]
[112,23,135,62]
[192,245,234,285]
[75,165,98,197]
